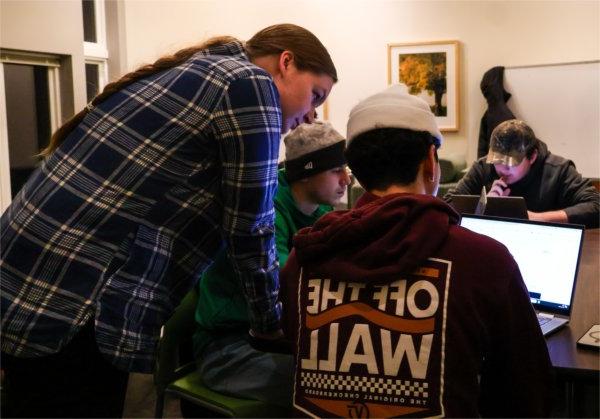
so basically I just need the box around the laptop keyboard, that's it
[538,316,552,326]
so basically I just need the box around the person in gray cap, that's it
[280,84,552,418]
[189,121,350,410]
[447,119,599,228]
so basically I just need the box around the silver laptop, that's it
[459,214,585,336]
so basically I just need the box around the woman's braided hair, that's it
[41,36,237,156]
[42,23,337,157]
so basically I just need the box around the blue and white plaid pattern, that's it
[1,41,282,372]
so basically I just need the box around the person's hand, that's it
[527,209,568,223]
[247,328,292,354]
[487,178,511,197]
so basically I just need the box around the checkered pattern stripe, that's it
[1,41,282,373]
[300,372,429,398]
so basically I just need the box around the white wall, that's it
[0,0,88,115]
[107,0,600,162]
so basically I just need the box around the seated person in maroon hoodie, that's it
[280,84,553,418]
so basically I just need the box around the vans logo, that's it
[293,259,451,418]
[348,401,369,418]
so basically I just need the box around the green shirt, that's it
[193,169,332,353]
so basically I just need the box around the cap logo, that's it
[304,162,314,170]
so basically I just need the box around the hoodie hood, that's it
[480,66,512,104]
[292,193,460,283]
[478,66,517,158]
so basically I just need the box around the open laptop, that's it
[459,214,585,336]
[449,194,528,219]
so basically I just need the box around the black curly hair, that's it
[345,128,438,191]
[490,119,539,159]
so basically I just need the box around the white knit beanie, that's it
[346,84,443,146]
[284,121,346,182]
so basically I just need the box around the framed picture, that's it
[388,40,460,131]
[316,100,329,121]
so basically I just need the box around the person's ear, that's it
[423,144,440,196]
[278,51,295,76]
[528,149,538,165]
[423,144,437,181]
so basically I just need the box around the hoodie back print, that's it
[281,193,553,418]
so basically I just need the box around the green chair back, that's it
[153,289,290,418]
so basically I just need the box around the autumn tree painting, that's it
[398,52,447,116]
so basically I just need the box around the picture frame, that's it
[388,40,460,131]
[317,100,329,121]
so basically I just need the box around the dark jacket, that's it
[447,141,600,228]
[281,193,553,418]
[477,66,516,158]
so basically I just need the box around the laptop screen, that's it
[459,215,584,316]
[449,194,528,219]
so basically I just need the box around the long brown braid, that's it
[41,36,237,157]
[42,24,337,157]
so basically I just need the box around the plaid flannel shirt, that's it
[0,41,282,372]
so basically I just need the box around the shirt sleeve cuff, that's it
[247,300,282,334]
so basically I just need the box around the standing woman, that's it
[1,23,337,418]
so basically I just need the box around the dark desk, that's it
[545,228,599,416]
[545,228,599,377]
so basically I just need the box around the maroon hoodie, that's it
[281,192,553,418]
